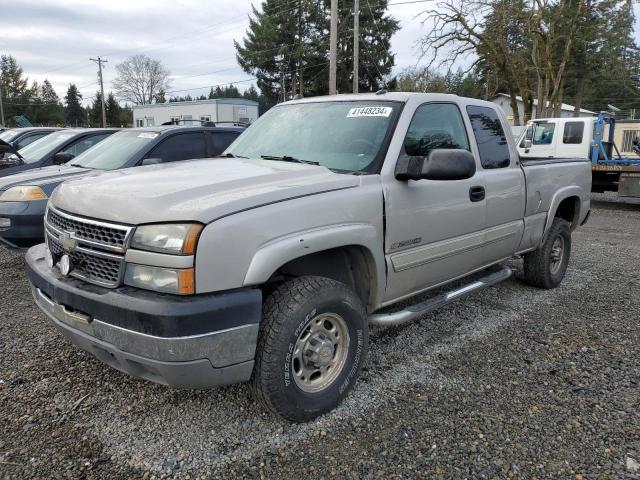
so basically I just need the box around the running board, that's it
[369,265,512,327]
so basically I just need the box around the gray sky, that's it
[1,0,638,106]
[0,0,428,104]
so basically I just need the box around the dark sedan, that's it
[0,127,61,160]
[0,128,117,178]
[0,125,244,248]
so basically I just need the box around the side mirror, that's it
[0,139,19,157]
[141,157,163,166]
[395,149,476,181]
[523,139,532,149]
[53,152,74,164]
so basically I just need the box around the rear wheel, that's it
[252,276,368,422]
[523,217,571,289]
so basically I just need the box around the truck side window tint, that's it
[563,122,584,144]
[466,105,510,169]
[403,103,469,157]
[148,133,207,163]
[532,122,555,145]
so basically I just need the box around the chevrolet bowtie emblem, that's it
[59,232,77,252]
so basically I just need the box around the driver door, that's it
[383,102,487,302]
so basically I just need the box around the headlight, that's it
[130,223,203,255]
[124,264,195,295]
[0,186,48,202]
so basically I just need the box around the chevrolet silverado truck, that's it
[25,93,591,421]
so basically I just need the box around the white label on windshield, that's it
[347,106,392,118]
[137,132,159,139]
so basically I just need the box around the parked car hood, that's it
[0,164,91,192]
[51,158,361,224]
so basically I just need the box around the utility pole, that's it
[329,0,338,95]
[275,54,286,102]
[353,0,359,93]
[90,56,108,127]
[0,81,5,127]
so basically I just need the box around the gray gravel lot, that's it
[1,194,639,479]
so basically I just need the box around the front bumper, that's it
[0,199,47,249]
[26,244,262,388]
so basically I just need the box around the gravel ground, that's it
[1,194,639,479]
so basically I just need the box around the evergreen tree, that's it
[235,1,398,103]
[38,79,64,125]
[65,84,85,126]
[90,91,103,127]
[106,92,121,126]
[0,55,30,125]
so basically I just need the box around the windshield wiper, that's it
[220,152,248,159]
[260,154,319,166]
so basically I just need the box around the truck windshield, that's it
[17,131,77,163]
[69,130,159,170]
[225,101,401,173]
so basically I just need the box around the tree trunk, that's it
[573,76,585,117]
[509,92,521,126]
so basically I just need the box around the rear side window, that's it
[563,122,585,144]
[210,132,240,156]
[147,133,207,163]
[16,133,48,149]
[63,133,112,157]
[403,103,470,157]
[466,106,510,169]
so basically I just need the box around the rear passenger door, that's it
[144,132,207,163]
[466,105,525,263]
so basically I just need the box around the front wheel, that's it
[523,217,571,289]
[252,276,368,422]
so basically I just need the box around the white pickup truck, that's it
[517,114,640,198]
[25,93,592,421]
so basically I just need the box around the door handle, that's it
[469,185,485,202]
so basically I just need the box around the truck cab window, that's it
[466,105,510,169]
[147,133,207,163]
[563,122,584,144]
[403,103,469,157]
[532,122,555,145]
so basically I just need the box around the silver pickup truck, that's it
[25,93,591,421]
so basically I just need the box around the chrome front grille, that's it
[44,206,133,288]
[47,208,129,250]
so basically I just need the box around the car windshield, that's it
[225,100,400,173]
[16,131,77,163]
[69,130,160,170]
[0,130,21,142]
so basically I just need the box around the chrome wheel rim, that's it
[550,236,565,274]
[292,313,350,393]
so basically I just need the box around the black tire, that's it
[523,217,571,289]
[252,276,368,422]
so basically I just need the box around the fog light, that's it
[0,218,10,228]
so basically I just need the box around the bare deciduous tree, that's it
[112,55,171,105]
[418,0,591,124]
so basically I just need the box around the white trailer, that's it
[132,98,259,128]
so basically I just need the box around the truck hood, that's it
[0,164,91,192]
[51,158,361,224]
